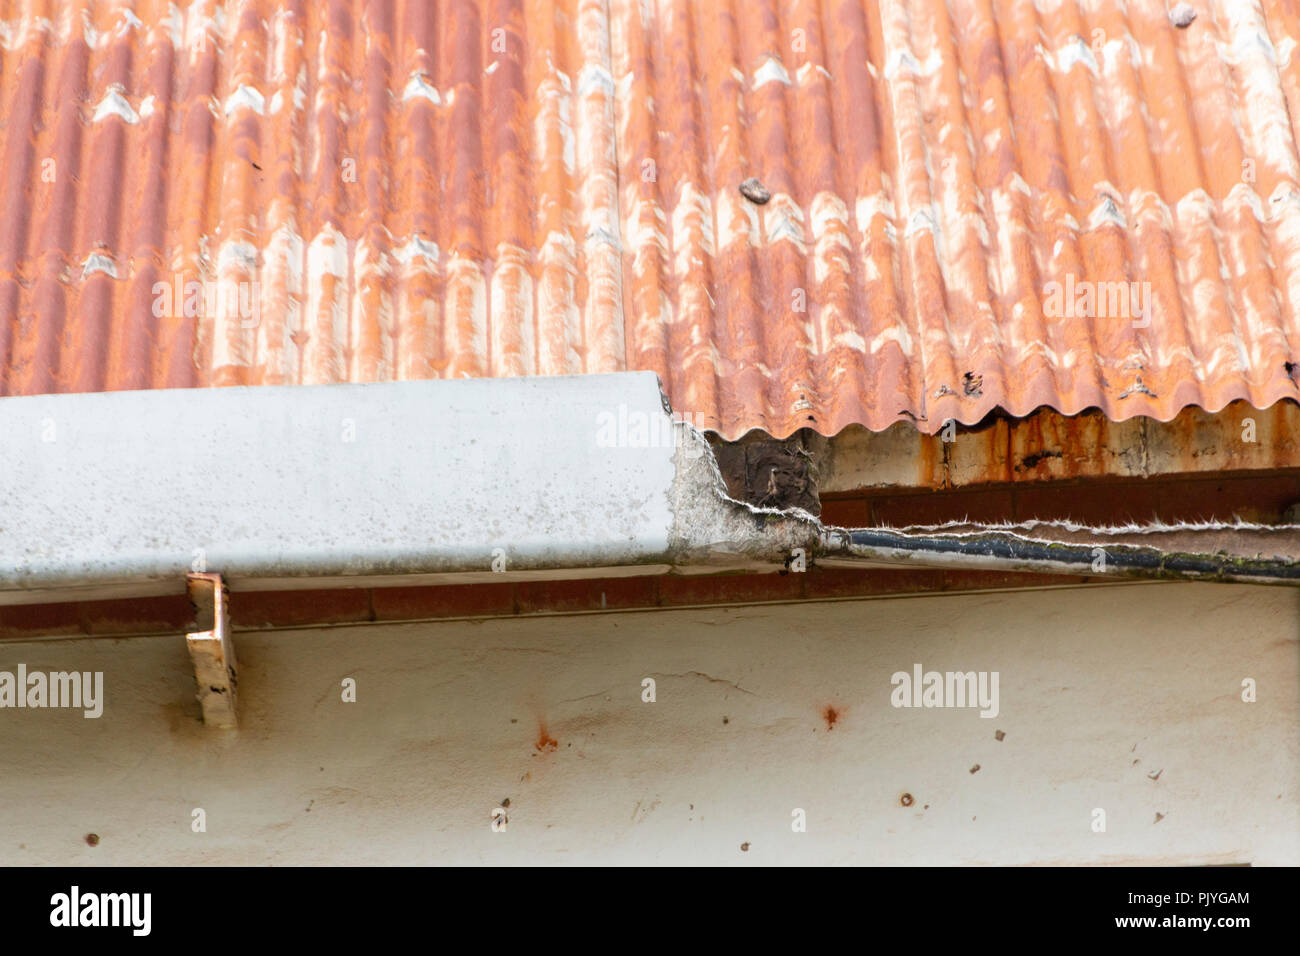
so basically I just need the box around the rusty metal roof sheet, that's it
[2,1,1299,437]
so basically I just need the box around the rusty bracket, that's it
[186,573,238,729]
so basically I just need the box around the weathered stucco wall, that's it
[0,582,1295,865]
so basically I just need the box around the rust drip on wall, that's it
[822,705,841,731]
[534,722,558,753]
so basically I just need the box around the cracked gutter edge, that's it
[666,423,822,570]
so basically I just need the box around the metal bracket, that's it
[186,573,238,729]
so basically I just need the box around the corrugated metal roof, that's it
[1,0,1299,437]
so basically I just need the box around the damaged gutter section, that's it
[0,371,1295,607]
[683,430,1300,584]
[673,422,1300,586]
[822,521,1300,586]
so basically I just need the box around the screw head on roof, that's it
[1170,3,1196,28]
[739,177,772,205]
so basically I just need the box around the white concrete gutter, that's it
[2,371,1296,607]
[0,372,816,605]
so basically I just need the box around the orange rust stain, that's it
[535,723,558,753]
[822,705,841,730]
[919,435,938,486]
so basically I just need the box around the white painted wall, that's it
[1,582,1295,865]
